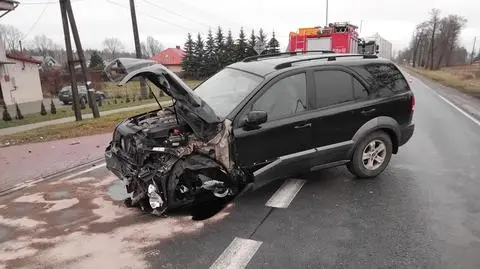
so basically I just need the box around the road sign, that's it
[253,42,266,55]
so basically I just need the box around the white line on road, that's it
[209,237,262,269]
[408,73,480,128]
[58,162,106,181]
[437,94,480,127]
[265,178,306,208]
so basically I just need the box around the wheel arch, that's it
[349,116,400,158]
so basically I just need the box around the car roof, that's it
[228,53,392,77]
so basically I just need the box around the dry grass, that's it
[410,65,480,94]
[0,97,169,129]
[0,106,157,147]
[101,79,203,98]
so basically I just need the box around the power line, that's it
[105,0,198,32]
[140,0,210,29]
[23,3,50,39]
[21,0,84,5]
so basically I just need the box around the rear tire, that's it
[347,131,393,178]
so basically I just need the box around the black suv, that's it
[104,53,415,215]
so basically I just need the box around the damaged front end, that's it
[104,58,245,216]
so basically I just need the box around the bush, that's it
[98,98,103,107]
[15,103,24,120]
[50,99,57,114]
[40,102,47,116]
[132,95,136,102]
[113,99,118,104]
[3,104,12,121]
[120,100,124,104]
[125,94,131,103]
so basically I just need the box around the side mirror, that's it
[244,110,267,127]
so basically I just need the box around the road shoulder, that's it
[404,69,480,122]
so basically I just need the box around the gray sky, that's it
[2,0,479,54]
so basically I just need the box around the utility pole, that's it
[59,0,99,120]
[471,36,477,64]
[65,0,99,118]
[129,0,148,99]
[59,0,81,121]
[325,0,329,26]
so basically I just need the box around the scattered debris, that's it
[70,142,80,146]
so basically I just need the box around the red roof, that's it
[6,53,42,65]
[151,47,184,66]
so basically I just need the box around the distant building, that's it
[0,32,44,116]
[33,55,61,69]
[151,46,184,73]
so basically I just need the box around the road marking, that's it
[265,179,306,208]
[58,162,106,181]
[408,74,480,128]
[209,237,262,269]
[437,94,480,127]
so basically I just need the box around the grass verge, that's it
[0,96,171,130]
[0,106,157,147]
[408,67,480,95]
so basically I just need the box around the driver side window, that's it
[252,73,307,121]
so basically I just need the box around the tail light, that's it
[411,95,415,112]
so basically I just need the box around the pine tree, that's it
[204,29,216,77]
[182,33,195,78]
[214,26,225,72]
[247,29,257,57]
[193,33,205,79]
[2,104,12,122]
[258,28,268,55]
[236,27,248,61]
[225,30,235,65]
[15,103,23,120]
[50,99,57,114]
[40,101,47,115]
[267,31,280,54]
[89,51,105,70]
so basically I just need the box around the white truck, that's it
[358,33,392,59]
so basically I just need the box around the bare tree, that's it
[429,9,441,70]
[435,15,467,68]
[32,34,55,56]
[0,24,23,52]
[102,37,125,59]
[140,42,149,59]
[146,36,163,57]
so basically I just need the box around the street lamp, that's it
[325,0,329,26]
[0,0,19,19]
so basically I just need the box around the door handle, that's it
[294,123,312,129]
[360,108,376,115]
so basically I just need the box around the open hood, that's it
[104,58,222,140]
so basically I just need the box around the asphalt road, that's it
[1,72,480,269]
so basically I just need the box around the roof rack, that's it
[274,54,378,69]
[242,50,335,62]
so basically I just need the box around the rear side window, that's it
[253,73,307,121]
[314,70,367,108]
[353,63,409,97]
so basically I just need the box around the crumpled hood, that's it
[104,58,222,141]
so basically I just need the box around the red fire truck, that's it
[288,22,360,53]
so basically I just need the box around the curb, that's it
[0,157,106,198]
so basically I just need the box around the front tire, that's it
[347,131,393,178]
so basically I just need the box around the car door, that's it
[308,67,373,166]
[233,71,316,187]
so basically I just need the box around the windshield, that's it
[193,68,263,117]
[60,86,71,93]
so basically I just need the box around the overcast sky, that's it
[2,0,479,54]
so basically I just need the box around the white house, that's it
[0,32,44,116]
